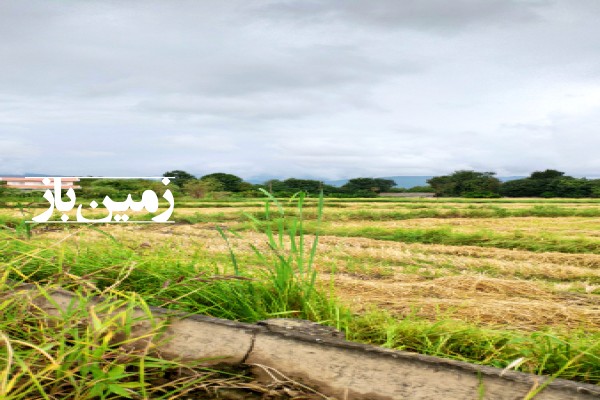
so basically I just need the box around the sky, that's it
[1,0,600,181]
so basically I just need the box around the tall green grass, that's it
[348,311,600,383]
[1,190,342,324]
[0,274,264,399]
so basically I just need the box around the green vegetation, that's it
[348,312,600,381]
[182,177,226,199]
[199,172,247,192]
[427,169,600,198]
[2,193,600,395]
[501,169,599,198]
[0,277,251,399]
[0,192,340,398]
[339,177,396,195]
[427,170,502,198]
[5,168,599,201]
[162,170,195,187]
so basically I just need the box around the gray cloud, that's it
[1,1,599,180]
[257,0,545,32]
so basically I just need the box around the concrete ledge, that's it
[19,285,600,399]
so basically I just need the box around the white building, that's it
[0,177,81,190]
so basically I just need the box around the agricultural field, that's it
[1,195,600,397]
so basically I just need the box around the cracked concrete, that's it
[25,285,600,400]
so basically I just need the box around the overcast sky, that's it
[1,0,600,180]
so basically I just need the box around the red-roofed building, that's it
[0,177,81,190]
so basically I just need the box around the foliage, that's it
[530,169,565,180]
[163,170,196,188]
[428,170,501,197]
[0,267,261,399]
[183,178,225,199]
[341,178,396,194]
[277,178,321,194]
[235,189,338,319]
[261,178,339,197]
[500,170,595,198]
[200,173,244,192]
[79,179,172,200]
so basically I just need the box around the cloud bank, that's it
[1,0,599,179]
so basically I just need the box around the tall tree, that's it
[183,178,224,198]
[163,170,195,188]
[341,178,396,194]
[501,170,594,198]
[428,170,500,197]
[530,169,565,180]
[200,173,244,192]
[281,178,323,194]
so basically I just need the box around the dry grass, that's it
[332,274,600,331]
[20,222,600,334]
[328,216,600,232]
[316,235,600,276]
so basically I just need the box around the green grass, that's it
[0,275,271,399]
[348,311,600,382]
[0,191,342,398]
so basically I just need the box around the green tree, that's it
[163,170,196,188]
[200,173,244,192]
[281,178,323,194]
[80,178,149,199]
[549,178,593,197]
[499,170,592,198]
[183,178,224,199]
[427,171,501,197]
[500,178,543,197]
[530,169,565,180]
[341,178,396,194]
[590,179,600,197]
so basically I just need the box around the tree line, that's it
[2,169,598,200]
[427,169,600,198]
[163,169,600,199]
[162,170,409,198]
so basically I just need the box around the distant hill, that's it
[244,175,280,184]
[323,176,433,188]
[380,176,433,188]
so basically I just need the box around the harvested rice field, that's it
[2,196,600,389]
